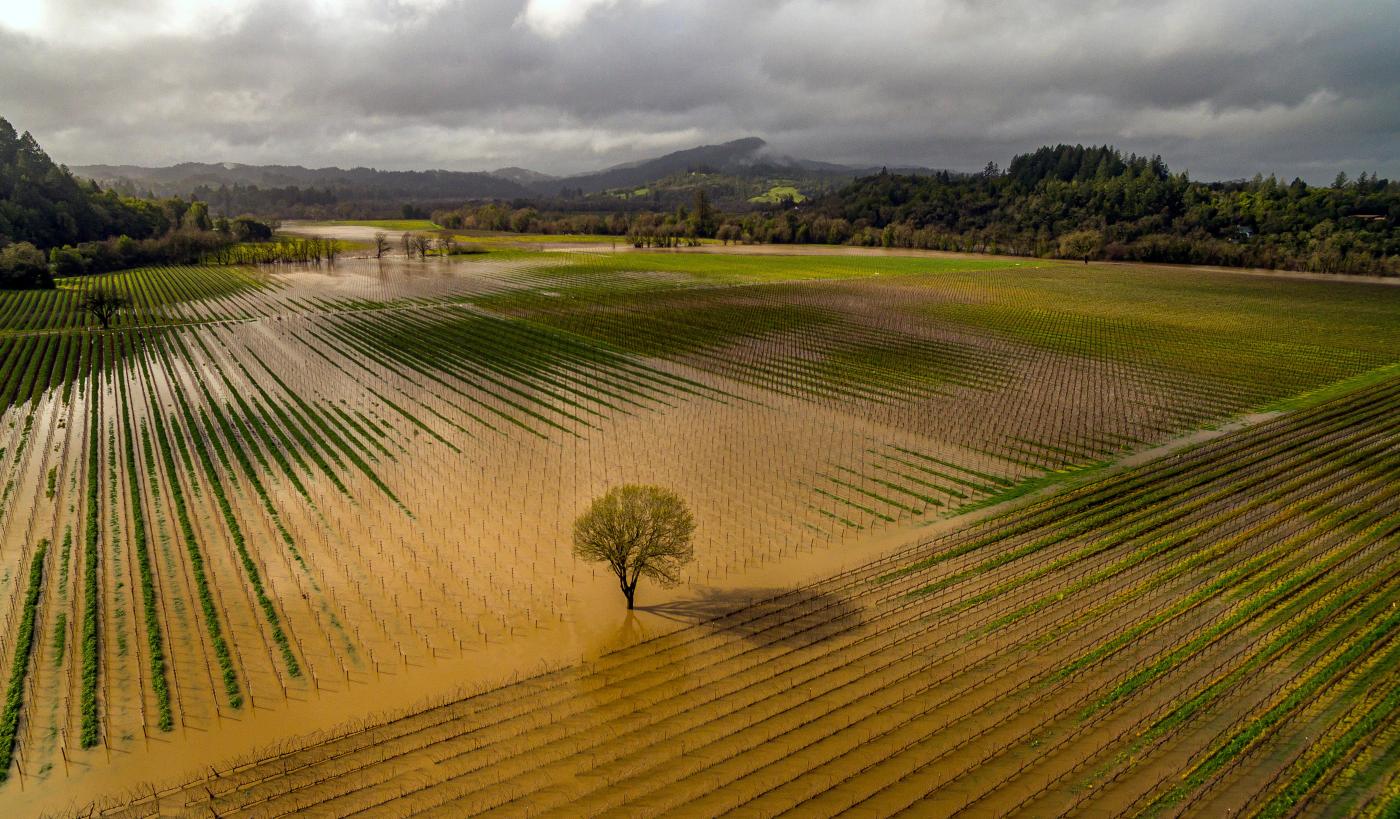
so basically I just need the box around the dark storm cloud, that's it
[1,0,1396,181]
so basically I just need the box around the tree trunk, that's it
[625,585,635,609]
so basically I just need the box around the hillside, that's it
[77,162,534,199]
[0,117,177,251]
[489,166,558,186]
[0,117,232,287]
[543,137,767,193]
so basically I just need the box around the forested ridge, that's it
[0,117,234,288]
[0,117,180,250]
[788,145,1398,274]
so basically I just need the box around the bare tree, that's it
[573,485,695,609]
[435,235,457,256]
[81,286,130,331]
[411,234,432,260]
[374,232,390,259]
[400,232,412,257]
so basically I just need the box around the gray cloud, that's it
[1,0,1396,182]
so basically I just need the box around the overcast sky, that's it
[1,0,1396,182]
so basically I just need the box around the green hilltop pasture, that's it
[748,185,808,204]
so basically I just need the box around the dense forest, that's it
[780,146,1399,274]
[0,117,239,288]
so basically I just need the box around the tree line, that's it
[430,189,720,248]
[427,148,1395,275]
[202,235,340,267]
[16,211,279,287]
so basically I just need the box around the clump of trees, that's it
[389,231,482,259]
[203,236,340,266]
[216,215,275,242]
[573,485,696,610]
[1059,230,1103,264]
[0,242,52,289]
[431,188,722,248]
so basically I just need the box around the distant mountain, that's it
[490,166,558,186]
[70,138,940,216]
[73,162,534,203]
[538,137,873,196]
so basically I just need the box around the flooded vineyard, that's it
[1,245,1398,814]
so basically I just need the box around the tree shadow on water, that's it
[637,586,864,649]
